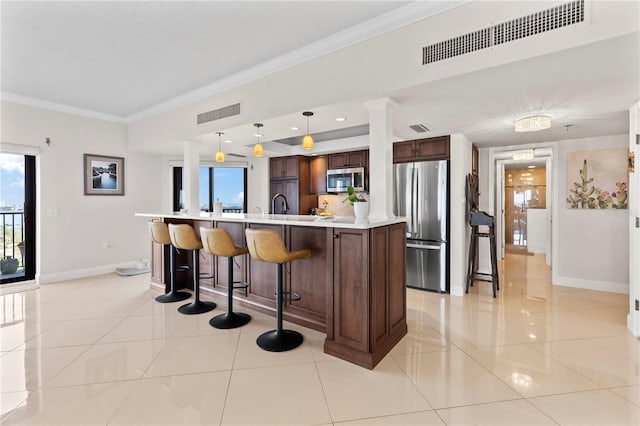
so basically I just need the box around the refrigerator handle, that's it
[408,166,415,235]
[413,167,419,235]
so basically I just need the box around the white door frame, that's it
[628,102,639,337]
[489,145,554,265]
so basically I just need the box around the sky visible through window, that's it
[199,167,245,211]
[0,153,24,210]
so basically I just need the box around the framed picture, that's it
[84,154,125,195]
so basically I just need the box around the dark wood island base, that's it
[140,213,407,369]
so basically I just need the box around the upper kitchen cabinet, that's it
[328,150,368,169]
[269,156,316,215]
[270,156,300,179]
[393,136,450,163]
[309,155,328,195]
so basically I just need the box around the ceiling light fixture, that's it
[302,111,314,150]
[512,149,535,161]
[224,139,232,144]
[514,115,551,132]
[253,123,264,157]
[215,131,225,163]
[335,117,346,122]
[290,126,299,131]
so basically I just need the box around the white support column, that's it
[366,97,396,219]
[182,140,201,214]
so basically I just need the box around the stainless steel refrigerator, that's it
[393,160,449,292]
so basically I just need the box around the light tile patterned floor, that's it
[1,253,639,425]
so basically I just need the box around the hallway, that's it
[1,255,638,425]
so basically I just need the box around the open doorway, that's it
[0,153,36,284]
[504,163,547,256]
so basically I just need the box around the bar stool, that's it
[245,228,310,352]
[200,227,251,329]
[466,210,500,298]
[168,224,217,315]
[148,222,191,303]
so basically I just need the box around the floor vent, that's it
[410,124,430,133]
[422,0,585,65]
[197,103,241,125]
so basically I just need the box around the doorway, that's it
[504,164,547,255]
[0,153,36,284]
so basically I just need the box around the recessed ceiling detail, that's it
[270,124,369,146]
[422,0,585,65]
[197,103,241,125]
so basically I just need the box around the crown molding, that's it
[126,0,469,124]
[1,92,126,123]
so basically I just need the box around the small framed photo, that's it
[84,154,125,195]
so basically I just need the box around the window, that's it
[173,166,247,213]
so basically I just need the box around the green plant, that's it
[342,185,366,206]
[567,159,628,209]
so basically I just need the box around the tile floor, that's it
[1,254,639,425]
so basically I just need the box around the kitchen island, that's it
[136,212,407,369]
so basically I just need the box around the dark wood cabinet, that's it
[324,222,407,368]
[328,150,368,169]
[270,156,299,179]
[393,135,450,163]
[269,156,316,215]
[309,155,328,195]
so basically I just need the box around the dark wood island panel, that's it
[146,215,406,369]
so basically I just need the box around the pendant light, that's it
[215,131,225,162]
[253,123,264,157]
[302,111,314,150]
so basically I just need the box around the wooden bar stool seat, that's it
[245,228,310,352]
[148,222,191,303]
[168,224,217,315]
[200,228,251,329]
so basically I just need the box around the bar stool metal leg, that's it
[256,263,303,352]
[155,245,191,303]
[178,249,217,315]
[209,256,251,329]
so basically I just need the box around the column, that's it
[366,97,396,219]
[182,140,201,214]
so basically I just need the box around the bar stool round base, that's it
[155,291,191,304]
[178,300,216,315]
[209,312,251,329]
[257,329,303,352]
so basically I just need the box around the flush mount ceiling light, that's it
[253,123,264,157]
[215,131,225,163]
[514,115,551,132]
[335,117,346,122]
[302,111,314,150]
[512,149,535,161]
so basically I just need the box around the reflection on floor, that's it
[505,243,534,256]
[1,254,638,425]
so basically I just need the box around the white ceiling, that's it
[1,1,639,151]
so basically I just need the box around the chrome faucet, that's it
[271,193,289,214]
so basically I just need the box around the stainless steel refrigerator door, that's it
[405,240,447,292]
[393,163,416,235]
[414,160,448,242]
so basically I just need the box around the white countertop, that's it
[135,212,407,229]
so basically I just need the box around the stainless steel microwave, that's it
[327,167,365,193]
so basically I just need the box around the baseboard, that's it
[553,274,629,294]
[37,261,145,284]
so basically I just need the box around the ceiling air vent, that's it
[410,124,430,133]
[422,0,585,65]
[197,102,241,125]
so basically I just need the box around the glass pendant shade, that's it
[215,131,225,162]
[253,123,264,157]
[302,111,314,150]
[302,134,314,150]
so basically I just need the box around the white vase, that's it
[353,201,369,218]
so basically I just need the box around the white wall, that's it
[450,134,473,296]
[1,101,164,283]
[554,134,629,293]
